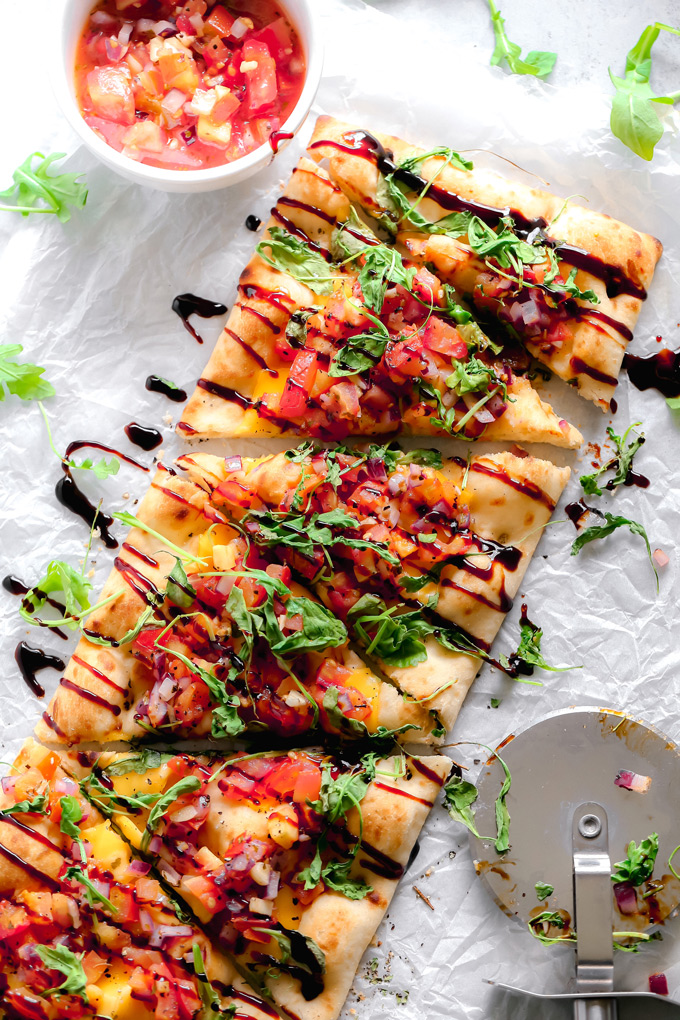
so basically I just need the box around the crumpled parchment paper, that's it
[1,1,680,1017]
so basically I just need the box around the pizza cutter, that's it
[468,707,680,1017]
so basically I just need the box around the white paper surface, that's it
[1,1,680,1017]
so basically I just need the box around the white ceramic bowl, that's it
[53,0,323,192]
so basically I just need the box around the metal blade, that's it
[468,707,680,935]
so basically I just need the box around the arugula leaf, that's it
[443,774,481,837]
[447,356,505,399]
[76,456,120,480]
[245,507,399,567]
[64,865,117,912]
[579,422,645,496]
[399,147,474,175]
[59,795,86,862]
[667,395,680,410]
[256,228,335,294]
[297,843,372,900]
[528,910,575,946]
[268,596,347,656]
[535,881,554,901]
[83,604,160,648]
[309,761,374,825]
[142,776,202,849]
[0,152,87,222]
[487,0,556,78]
[35,945,88,1001]
[570,512,657,586]
[500,604,577,676]
[329,328,390,376]
[165,556,197,610]
[0,793,48,816]
[192,946,236,1020]
[102,749,174,777]
[609,23,680,160]
[611,832,659,886]
[154,640,245,740]
[80,770,162,817]
[112,512,206,565]
[251,927,326,977]
[20,559,93,631]
[0,344,55,401]
[397,448,443,470]
[493,754,512,853]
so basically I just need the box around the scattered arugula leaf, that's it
[0,152,87,222]
[165,556,197,610]
[611,832,659,886]
[0,344,55,402]
[64,865,117,912]
[142,776,202,849]
[609,23,680,161]
[83,603,160,648]
[112,512,206,565]
[59,795,86,862]
[571,512,658,587]
[490,697,501,709]
[500,604,579,677]
[102,749,174,777]
[528,910,575,946]
[192,946,236,1020]
[535,881,554,901]
[487,0,557,78]
[443,774,480,837]
[580,422,645,496]
[298,841,372,900]
[256,227,335,294]
[20,559,93,631]
[153,639,245,740]
[443,743,512,853]
[329,326,390,376]
[35,945,88,1001]
[0,793,48,816]
[39,403,120,479]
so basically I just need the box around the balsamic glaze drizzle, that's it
[14,642,65,698]
[172,293,228,344]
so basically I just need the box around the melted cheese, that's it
[273,884,302,930]
[234,369,288,437]
[88,959,145,1019]
[347,666,381,730]
[81,821,130,874]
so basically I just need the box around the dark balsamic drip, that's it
[360,839,404,880]
[610,397,618,414]
[443,534,522,579]
[3,576,68,640]
[410,759,446,787]
[569,356,618,388]
[576,306,634,342]
[71,653,126,694]
[177,420,198,435]
[0,813,61,853]
[64,439,146,472]
[151,482,198,511]
[372,781,433,806]
[442,575,512,613]
[469,462,556,510]
[620,469,650,489]
[245,213,262,231]
[565,498,599,528]
[41,711,66,738]
[277,196,337,225]
[270,208,333,260]
[239,304,282,335]
[240,283,295,312]
[623,346,680,399]
[0,840,60,891]
[55,473,118,548]
[14,642,64,698]
[196,377,254,409]
[3,575,29,596]
[59,677,121,715]
[269,129,294,153]
[82,626,119,647]
[224,327,278,373]
[122,542,159,568]
[504,603,540,678]
[145,374,188,402]
[172,293,228,344]
[114,556,163,604]
[310,129,645,298]
[124,422,162,451]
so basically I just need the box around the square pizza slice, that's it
[177,154,581,446]
[33,462,436,748]
[178,442,570,732]
[306,116,663,411]
[67,744,451,1020]
[0,738,276,1020]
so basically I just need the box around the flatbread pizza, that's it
[307,115,663,410]
[178,442,570,731]
[178,155,581,446]
[34,462,435,747]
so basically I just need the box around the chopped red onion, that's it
[118,22,133,44]
[128,859,151,875]
[136,18,155,31]
[559,419,570,432]
[366,458,387,482]
[386,505,400,528]
[104,36,128,61]
[224,455,243,472]
[431,499,451,515]
[157,859,181,885]
[614,769,652,794]
[473,405,496,424]
[188,13,204,32]
[231,16,250,38]
[265,871,280,899]
[55,777,78,796]
[171,803,199,823]
[1,776,16,795]
[91,9,116,25]
[238,757,277,780]
[139,908,155,933]
[613,881,638,915]
[158,674,178,702]
[147,835,163,854]
[66,899,81,928]
[161,88,188,116]
[153,20,177,37]
[387,476,402,496]
[485,392,507,420]
[150,924,194,947]
[653,548,669,568]
[649,973,669,996]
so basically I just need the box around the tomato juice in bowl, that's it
[55,0,321,190]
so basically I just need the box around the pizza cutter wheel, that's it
[469,707,680,1018]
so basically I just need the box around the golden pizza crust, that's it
[308,115,663,410]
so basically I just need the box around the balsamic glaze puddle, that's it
[245,214,261,231]
[15,642,65,698]
[124,422,163,451]
[3,575,69,640]
[623,346,680,399]
[172,293,228,344]
[145,375,188,403]
[269,129,294,154]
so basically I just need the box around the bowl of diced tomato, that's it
[55,0,322,191]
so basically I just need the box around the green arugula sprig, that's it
[0,345,55,402]
[611,832,659,886]
[192,946,236,1020]
[500,604,580,678]
[571,511,658,588]
[64,865,117,913]
[535,881,554,901]
[143,776,202,850]
[0,793,48,816]
[528,911,657,951]
[59,795,86,863]
[35,945,88,1001]
[487,0,556,78]
[256,227,336,294]
[580,422,645,496]
[40,403,120,479]
[609,23,680,160]
[443,741,512,854]
[0,152,87,222]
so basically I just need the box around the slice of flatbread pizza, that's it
[307,116,663,411]
[178,442,570,732]
[34,462,435,746]
[178,155,581,446]
[71,744,452,1020]
[0,738,275,1020]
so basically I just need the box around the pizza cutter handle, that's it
[573,999,617,1020]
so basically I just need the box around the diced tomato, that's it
[166,754,195,778]
[544,320,571,347]
[251,17,294,62]
[348,481,386,514]
[86,65,135,124]
[263,756,321,803]
[35,750,59,782]
[212,89,241,124]
[237,575,267,609]
[383,336,424,377]
[174,680,212,726]
[411,266,442,306]
[265,562,292,586]
[279,350,318,417]
[202,35,231,68]
[205,4,235,37]
[108,887,139,924]
[214,478,262,511]
[242,40,278,114]
[422,317,468,359]
[191,575,227,611]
